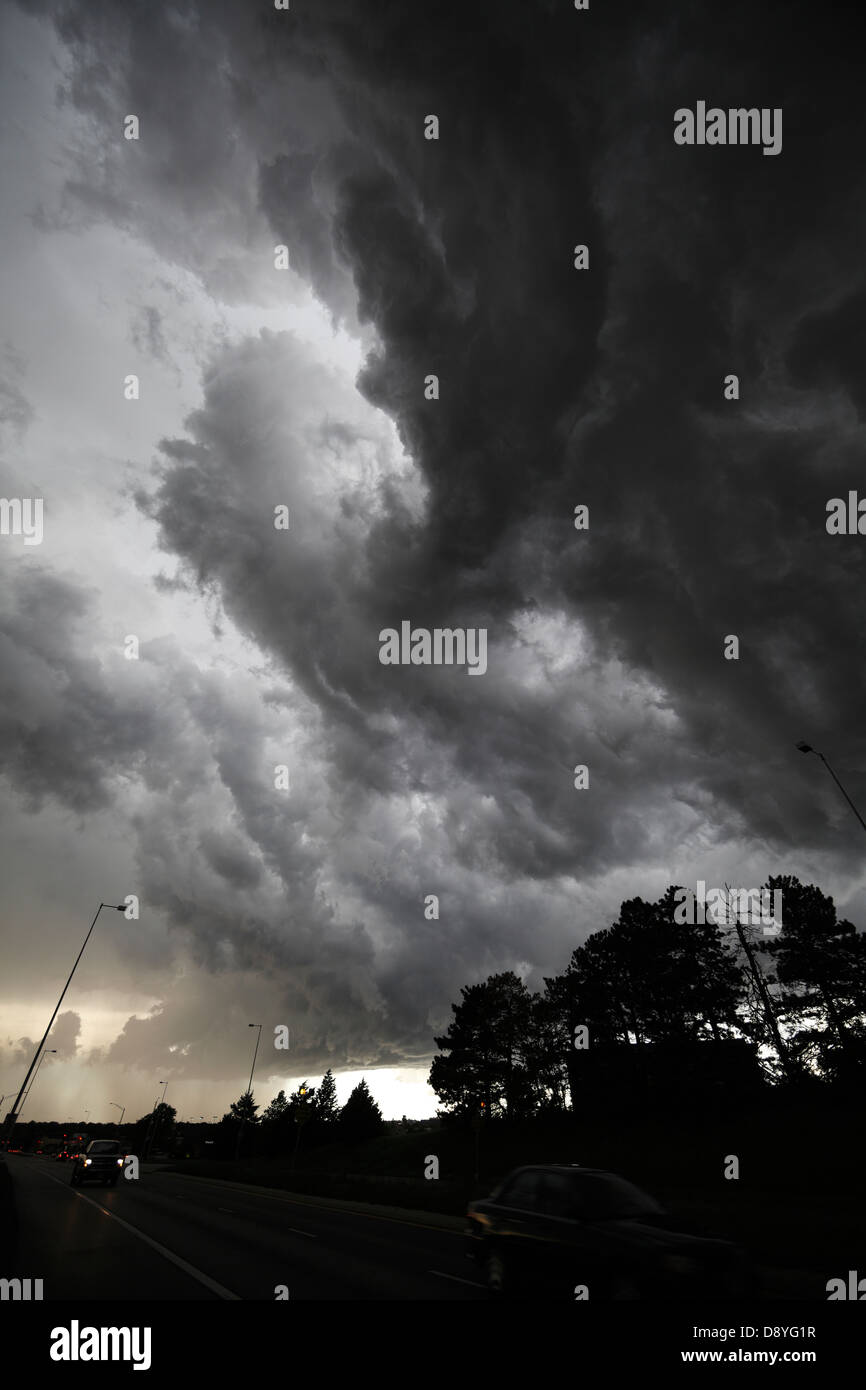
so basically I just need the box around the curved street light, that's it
[2,901,127,1139]
[796,743,866,835]
[235,1023,262,1160]
[145,1082,168,1160]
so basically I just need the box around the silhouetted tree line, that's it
[206,1071,384,1161]
[429,876,866,1119]
[8,1077,387,1162]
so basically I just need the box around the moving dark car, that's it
[466,1165,751,1299]
[70,1139,125,1187]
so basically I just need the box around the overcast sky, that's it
[2,0,865,1125]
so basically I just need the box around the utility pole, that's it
[725,886,797,1083]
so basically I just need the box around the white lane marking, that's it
[37,1167,241,1300]
[216,1206,315,1239]
[427,1269,486,1290]
[162,1171,463,1235]
[214,1206,315,1239]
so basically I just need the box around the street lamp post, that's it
[145,1082,168,1160]
[110,1102,126,1127]
[1,901,126,1140]
[143,1094,159,1158]
[234,1023,262,1161]
[796,743,866,835]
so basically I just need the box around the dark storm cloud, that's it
[0,1033,32,1070]
[130,305,170,364]
[0,373,34,437]
[20,0,351,308]
[0,562,407,1060]
[199,828,263,890]
[7,0,866,1080]
[125,0,866,860]
[258,145,362,322]
[0,570,159,812]
[286,0,866,864]
[0,1010,79,1072]
[46,1009,81,1058]
[136,327,690,892]
[787,289,866,421]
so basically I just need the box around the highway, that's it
[3,1156,487,1300]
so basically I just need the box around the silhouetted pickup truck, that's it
[70,1140,125,1188]
[466,1165,752,1299]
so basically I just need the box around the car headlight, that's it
[84,1159,91,1166]
[117,1158,123,1165]
[662,1254,700,1276]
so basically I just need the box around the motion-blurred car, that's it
[70,1140,125,1187]
[466,1165,752,1299]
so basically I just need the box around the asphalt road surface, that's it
[3,1155,487,1300]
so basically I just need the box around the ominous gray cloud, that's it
[3,0,866,1099]
[0,569,159,813]
[0,372,34,438]
[46,1009,81,1058]
[130,305,170,365]
[1,1010,79,1074]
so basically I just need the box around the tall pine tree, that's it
[339,1078,383,1141]
[316,1068,339,1125]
